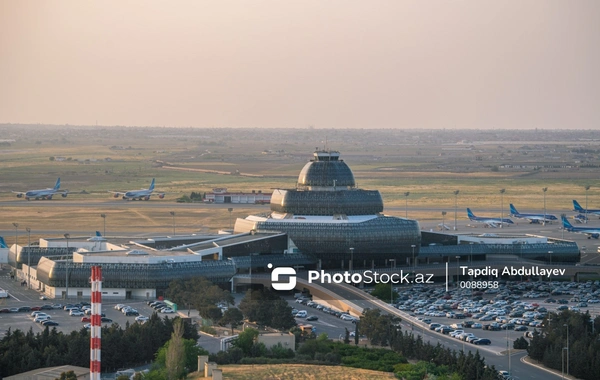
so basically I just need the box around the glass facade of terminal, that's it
[270,189,384,215]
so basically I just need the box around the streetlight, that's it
[170,211,176,235]
[453,190,459,231]
[100,214,106,237]
[411,244,416,271]
[585,185,591,224]
[228,208,233,230]
[469,242,474,264]
[455,256,460,287]
[404,192,410,218]
[564,323,569,376]
[562,347,567,379]
[499,189,505,229]
[26,227,31,289]
[12,222,19,248]
[349,247,354,271]
[64,233,70,300]
[441,211,447,231]
[542,187,548,226]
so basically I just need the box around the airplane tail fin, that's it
[509,204,518,215]
[573,200,584,212]
[466,208,475,218]
[149,178,155,191]
[95,231,102,237]
[54,178,61,190]
[562,216,573,229]
[0,236,6,248]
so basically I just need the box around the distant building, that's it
[205,188,272,204]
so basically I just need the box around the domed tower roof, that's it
[297,151,355,190]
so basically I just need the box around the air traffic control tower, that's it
[234,150,421,268]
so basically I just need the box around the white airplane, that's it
[467,208,514,228]
[87,231,106,242]
[509,204,557,224]
[108,178,165,200]
[562,216,600,239]
[12,178,68,200]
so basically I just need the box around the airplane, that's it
[561,216,600,239]
[108,178,165,200]
[87,231,106,242]
[509,204,557,224]
[0,236,7,248]
[466,208,514,228]
[12,178,68,200]
[572,200,600,217]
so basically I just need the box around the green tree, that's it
[165,319,186,380]
[370,283,398,303]
[232,328,259,356]
[55,371,77,380]
[220,307,244,335]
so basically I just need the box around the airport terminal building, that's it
[4,150,584,300]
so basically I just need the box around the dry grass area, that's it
[188,364,396,380]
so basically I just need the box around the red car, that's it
[81,317,91,323]
[30,306,42,311]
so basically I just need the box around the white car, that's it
[34,315,51,323]
[135,315,149,322]
[472,323,483,329]
[295,310,307,318]
[160,308,175,314]
[70,310,84,316]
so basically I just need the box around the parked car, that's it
[41,320,59,327]
[135,315,149,322]
[306,315,318,321]
[101,317,113,323]
[473,338,491,345]
[70,310,84,316]
[81,317,91,323]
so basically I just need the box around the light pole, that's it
[469,242,474,264]
[441,211,447,231]
[455,256,460,287]
[170,211,176,235]
[453,190,459,231]
[499,189,505,228]
[411,244,416,271]
[349,247,354,271]
[564,323,569,376]
[585,185,590,224]
[64,233,70,300]
[228,208,233,230]
[100,214,106,237]
[404,192,410,218]
[12,222,19,248]
[542,187,548,226]
[26,227,31,289]
[507,327,511,377]
[562,347,567,379]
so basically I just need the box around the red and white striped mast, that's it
[90,266,102,380]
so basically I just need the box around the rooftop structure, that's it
[235,150,421,266]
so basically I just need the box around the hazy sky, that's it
[1,1,599,129]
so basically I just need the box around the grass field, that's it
[1,126,599,238]
[188,364,396,380]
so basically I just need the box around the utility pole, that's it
[404,192,410,218]
[64,233,70,299]
[170,211,176,235]
[499,189,505,228]
[100,214,106,237]
[453,190,459,231]
[542,187,548,226]
[26,227,31,289]
[585,185,590,224]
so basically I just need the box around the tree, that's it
[220,308,244,335]
[165,319,186,380]
[232,328,259,356]
[238,289,296,330]
[513,337,529,349]
[55,371,77,380]
[370,283,398,303]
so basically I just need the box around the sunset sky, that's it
[1,1,598,129]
